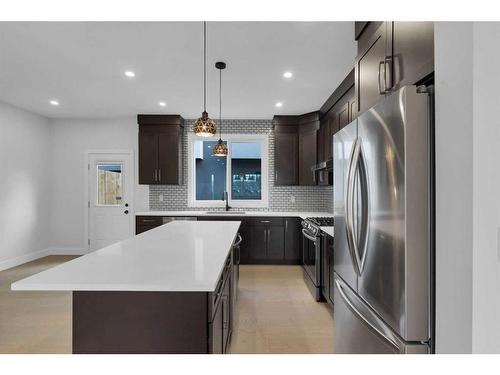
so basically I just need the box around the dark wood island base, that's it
[73,252,235,354]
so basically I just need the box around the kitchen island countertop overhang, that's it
[11,220,241,293]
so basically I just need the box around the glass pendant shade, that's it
[212,138,228,156]
[193,111,216,137]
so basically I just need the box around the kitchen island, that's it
[12,221,241,354]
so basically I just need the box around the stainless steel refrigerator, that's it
[333,85,433,354]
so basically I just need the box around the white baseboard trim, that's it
[48,248,87,256]
[0,247,87,272]
[0,248,51,272]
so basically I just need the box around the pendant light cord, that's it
[203,21,207,112]
[219,66,222,137]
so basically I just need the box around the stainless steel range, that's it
[301,217,333,301]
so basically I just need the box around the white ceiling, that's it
[0,22,355,119]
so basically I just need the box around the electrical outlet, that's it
[290,195,296,204]
[159,194,164,202]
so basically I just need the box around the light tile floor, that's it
[0,257,333,354]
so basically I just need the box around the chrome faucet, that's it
[222,191,231,211]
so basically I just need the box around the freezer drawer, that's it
[333,275,429,354]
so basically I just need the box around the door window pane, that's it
[97,164,123,205]
[195,140,227,200]
[231,142,262,200]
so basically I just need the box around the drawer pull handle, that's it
[260,220,271,223]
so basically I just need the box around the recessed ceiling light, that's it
[158,101,166,107]
[275,102,283,108]
[283,71,293,78]
[124,70,135,78]
[49,100,59,106]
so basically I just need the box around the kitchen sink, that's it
[205,211,246,215]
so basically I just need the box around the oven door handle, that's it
[302,228,318,243]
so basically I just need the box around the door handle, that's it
[346,138,363,276]
[377,61,385,95]
[154,169,158,182]
[158,169,161,182]
[234,233,243,247]
[384,55,392,92]
[302,228,317,243]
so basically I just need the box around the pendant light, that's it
[193,21,216,137]
[213,61,228,156]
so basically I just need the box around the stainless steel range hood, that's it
[311,158,333,172]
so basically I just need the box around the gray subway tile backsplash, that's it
[149,119,333,213]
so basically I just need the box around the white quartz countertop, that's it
[12,221,241,292]
[135,210,333,220]
[320,227,334,237]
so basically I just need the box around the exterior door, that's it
[333,120,358,290]
[88,152,134,252]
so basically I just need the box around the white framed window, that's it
[187,133,269,208]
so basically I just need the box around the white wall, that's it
[471,22,500,353]
[0,102,52,270]
[435,22,500,353]
[49,117,148,252]
[435,22,474,354]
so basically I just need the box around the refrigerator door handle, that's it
[335,277,402,352]
[346,138,363,276]
[356,143,370,274]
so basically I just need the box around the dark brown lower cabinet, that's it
[266,225,285,260]
[137,215,302,265]
[74,250,235,354]
[321,233,334,307]
[135,216,163,234]
[209,296,223,354]
[284,218,302,264]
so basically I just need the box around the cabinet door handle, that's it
[378,61,385,95]
[158,169,161,182]
[154,169,157,182]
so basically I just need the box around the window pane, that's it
[97,164,123,205]
[231,142,261,200]
[195,140,227,200]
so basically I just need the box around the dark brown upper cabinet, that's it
[138,114,184,185]
[355,21,392,114]
[355,21,434,114]
[391,22,434,90]
[273,112,318,186]
[273,116,299,186]
[298,112,319,186]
